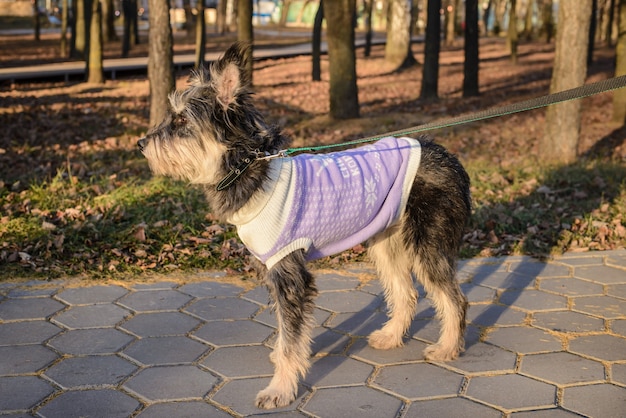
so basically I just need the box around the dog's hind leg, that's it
[414,250,467,361]
[367,226,418,350]
[255,250,317,409]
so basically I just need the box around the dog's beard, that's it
[142,133,227,185]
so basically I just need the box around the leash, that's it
[217,75,626,191]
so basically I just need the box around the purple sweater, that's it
[227,137,422,268]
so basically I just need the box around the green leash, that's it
[217,75,626,191]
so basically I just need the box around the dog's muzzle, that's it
[137,137,147,152]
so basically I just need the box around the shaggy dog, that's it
[138,42,471,409]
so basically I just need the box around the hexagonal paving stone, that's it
[467,304,526,327]
[44,355,137,389]
[613,319,626,336]
[448,342,516,374]
[137,401,232,418]
[509,261,570,278]
[562,384,626,417]
[51,304,131,329]
[193,319,273,346]
[574,265,626,284]
[315,273,361,291]
[0,345,57,375]
[304,356,374,388]
[123,365,218,402]
[540,277,604,296]
[311,327,352,356]
[48,328,135,355]
[184,297,260,321]
[120,311,201,337]
[568,334,626,361]
[485,326,562,354]
[0,297,65,320]
[202,345,274,377]
[303,386,402,418]
[122,336,209,366]
[0,321,61,345]
[242,286,270,305]
[608,283,626,299]
[36,389,140,418]
[511,408,583,417]
[327,310,389,337]
[499,289,567,312]
[348,338,427,365]
[211,377,307,416]
[117,289,192,312]
[461,283,496,304]
[466,374,556,411]
[520,352,605,385]
[373,363,463,399]
[0,376,55,411]
[472,272,537,290]
[572,295,626,319]
[532,311,604,333]
[7,286,59,298]
[315,290,381,313]
[405,397,501,417]
[612,363,626,386]
[178,282,244,298]
[457,260,508,282]
[55,285,128,305]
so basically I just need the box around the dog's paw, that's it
[255,387,295,409]
[423,343,460,361]
[368,329,403,350]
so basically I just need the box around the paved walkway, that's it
[1,251,625,417]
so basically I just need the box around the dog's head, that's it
[138,42,284,185]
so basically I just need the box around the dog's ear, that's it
[210,42,251,110]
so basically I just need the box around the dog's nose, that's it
[137,137,147,152]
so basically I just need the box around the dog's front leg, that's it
[256,250,317,409]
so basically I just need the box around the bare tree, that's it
[612,0,626,122]
[87,0,104,84]
[539,0,554,42]
[195,0,206,68]
[541,0,592,163]
[238,0,253,81]
[507,0,518,63]
[148,0,175,126]
[386,0,417,69]
[420,0,441,100]
[33,0,40,41]
[463,0,479,97]
[363,0,373,57]
[312,0,324,81]
[122,0,138,57]
[325,0,359,119]
[444,0,457,46]
[61,0,69,56]
[102,0,118,41]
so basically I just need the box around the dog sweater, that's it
[227,136,422,269]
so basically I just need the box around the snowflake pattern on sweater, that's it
[229,137,422,268]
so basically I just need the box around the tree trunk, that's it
[606,0,616,46]
[444,0,456,46]
[385,0,417,69]
[33,0,40,41]
[420,0,441,100]
[541,0,591,164]
[102,0,117,41]
[148,0,175,127]
[507,0,518,63]
[483,0,493,35]
[87,0,104,84]
[312,1,324,81]
[540,0,554,42]
[182,0,194,34]
[522,0,534,40]
[463,0,479,97]
[73,0,92,59]
[61,0,69,56]
[363,0,373,57]
[237,0,253,82]
[612,0,626,123]
[195,0,206,68]
[588,0,597,65]
[325,0,360,119]
[217,0,226,33]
